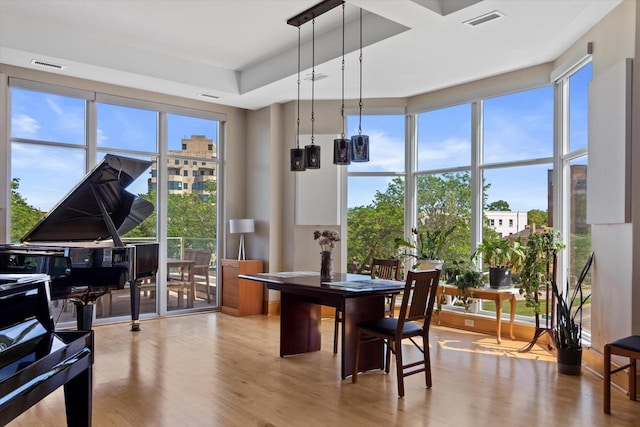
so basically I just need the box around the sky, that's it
[9,62,589,215]
[345,63,590,211]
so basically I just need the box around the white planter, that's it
[417,259,444,271]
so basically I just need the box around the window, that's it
[562,61,592,335]
[417,103,471,170]
[509,219,513,227]
[498,219,503,226]
[346,114,405,273]
[7,79,224,324]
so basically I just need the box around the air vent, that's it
[463,10,505,27]
[30,59,66,70]
[198,93,220,99]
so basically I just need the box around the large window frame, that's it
[5,78,226,324]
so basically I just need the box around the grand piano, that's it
[0,154,159,331]
[0,274,94,426]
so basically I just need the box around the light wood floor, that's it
[8,313,638,426]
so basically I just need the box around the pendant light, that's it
[290,26,306,171]
[333,3,351,165]
[350,8,369,162]
[304,17,321,169]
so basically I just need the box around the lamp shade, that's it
[229,219,255,234]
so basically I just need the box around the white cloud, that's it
[12,114,40,136]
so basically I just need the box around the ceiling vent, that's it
[198,93,220,100]
[463,10,505,27]
[30,59,66,70]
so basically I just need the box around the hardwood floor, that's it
[8,313,638,426]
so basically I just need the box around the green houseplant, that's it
[519,229,565,313]
[453,265,483,311]
[394,226,454,270]
[472,236,526,288]
[551,252,593,375]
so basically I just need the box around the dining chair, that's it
[604,335,640,414]
[333,258,402,354]
[352,269,441,397]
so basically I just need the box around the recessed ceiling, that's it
[0,0,622,110]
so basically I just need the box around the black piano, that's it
[0,274,94,426]
[0,154,159,331]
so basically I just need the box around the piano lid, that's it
[21,155,154,244]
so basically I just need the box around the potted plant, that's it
[472,236,526,289]
[551,252,593,375]
[519,229,565,313]
[394,226,454,270]
[453,265,483,311]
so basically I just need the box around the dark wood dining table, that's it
[239,272,404,379]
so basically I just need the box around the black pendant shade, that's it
[351,134,369,162]
[305,144,321,169]
[290,148,306,171]
[333,138,351,165]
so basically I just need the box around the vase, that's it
[320,250,334,281]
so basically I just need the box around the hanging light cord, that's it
[311,18,315,146]
[296,27,301,149]
[358,8,363,136]
[340,4,345,138]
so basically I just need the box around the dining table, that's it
[239,271,405,379]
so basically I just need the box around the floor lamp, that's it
[229,219,255,260]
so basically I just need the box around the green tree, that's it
[487,200,510,211]
[527,209,548,227]
[416,173,472,263]
[347,178,404,273]
[125,181,217,256]
[10,178,44,242]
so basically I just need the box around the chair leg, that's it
[604,344,611,414]
[424,335,432,388]
[395,340,405,397]
[333,310,341,355]
[385,340,392,374]
[631,357,637,401]
[352,330,362,383]
[205,274,211,303]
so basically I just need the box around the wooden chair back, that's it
[370,258,401,280]
[396,269,441,330]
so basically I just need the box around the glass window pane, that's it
[346,115,404,172]
[483,164,552,227]
[417,104,471,170]
[97,103,158,152]
[416,172,471,264]
[347,177,404,273]
[569,62,592,152]
[166,114,218,310]
[167,114,218,158]
[10,142,85,218]
[483,86,554,163]
[568,156,591,333]
[11,88,86,144]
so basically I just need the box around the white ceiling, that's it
[0,0,622,110]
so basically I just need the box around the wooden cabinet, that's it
[221,259,263,316]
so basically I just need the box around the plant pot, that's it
[417,259,444,271]
[557,347,582,375]
[489,267,511,289]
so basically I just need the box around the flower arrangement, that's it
[314,229,340,252]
